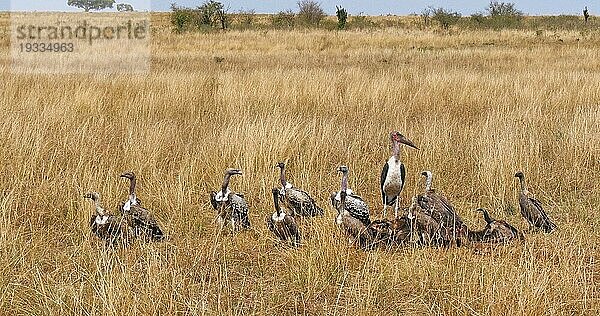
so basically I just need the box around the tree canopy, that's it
[67,0,115,12]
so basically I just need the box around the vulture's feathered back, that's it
[515,171,557,233]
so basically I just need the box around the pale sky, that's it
[1,0,596,15]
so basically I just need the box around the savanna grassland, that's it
[0,12,599,315]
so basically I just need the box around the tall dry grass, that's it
[0,13,599,315]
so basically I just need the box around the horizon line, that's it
[0,10,591,17]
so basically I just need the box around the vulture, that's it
[407,195,443,246]
[210,168,251,231]
[276,162,323,217]
[84,192,132,246]
[266,188,300,247]
[120,171,165,241]
[332,165,372,248]
[515,171,557,233]
[336,188,373,249]
[380,131,418,218]
[416,171,466,246]
[467,208,524,244]
[331,165,371,227]
[367,216,413,248]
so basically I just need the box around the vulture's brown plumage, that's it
[210,168,251,231]
[515,171,557,233]
[468,208,524,244]
[415,171,467,246]
[120,171,165,241]
[276,162,323,217]
[334,166,372,248]
[266,188,300,247]
[84,192,133,246]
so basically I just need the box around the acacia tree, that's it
[485,1,523,28]
[197,0,228,29]
[486,1,522,17]
[431,7,461,29]
[67,0,115,12]
[116,3,134,12]
[297,0,325,26]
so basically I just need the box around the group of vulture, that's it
[206,131,557,250]
[85,131,558,250]
[84,172,165,246]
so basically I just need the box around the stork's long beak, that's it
[399,136,419,150]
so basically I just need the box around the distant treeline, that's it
[170,0,598,33]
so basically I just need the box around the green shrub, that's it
[485,1,524,29]
[197,0,228,30]
[271,10,296,29]
[297,0,325,26]
[431,7,461,29]
[116,3,134,12]
[237,9,256,29]
[349,12,374,30]
[487,1,523,17]
[170,1,228,33]
[170,4,194,33]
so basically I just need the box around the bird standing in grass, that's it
[210,168,251,231]
[266,188,300,247]
[380,131,418,219]
[120,171,165,241]
[332,165,372,248]
[84,192,132,246]
[515,171,557,233]
[276,162,323,217]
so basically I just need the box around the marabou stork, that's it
[380,131,418,219]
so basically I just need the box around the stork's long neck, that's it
[221,173,232,196]
[279,166,286,188]
[392,140,400,162]
[425,173,433,191]
[273,192,282,216]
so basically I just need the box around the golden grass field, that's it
[0,12,599,315]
